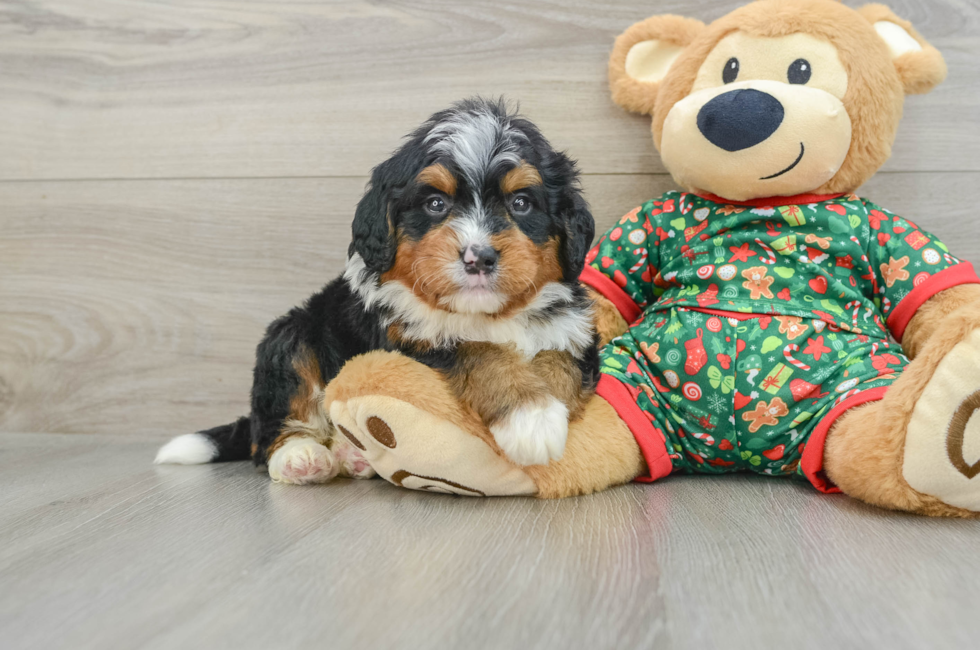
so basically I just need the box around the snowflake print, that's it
[707,393,727,413]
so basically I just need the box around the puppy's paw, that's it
[332,433,376,479]
[490,397,569,466]
[268,437,339,485]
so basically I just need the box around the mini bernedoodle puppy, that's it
[156,98,600,484]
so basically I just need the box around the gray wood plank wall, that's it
[2,0,979,436]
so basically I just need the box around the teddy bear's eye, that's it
[722,57,739,84]
[788,59,812,84]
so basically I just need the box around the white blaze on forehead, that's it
[449,211,492,250]
[425,108,525,187]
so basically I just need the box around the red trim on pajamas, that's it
[694,192,846,208]
[580,264,642,324]
[799,386,890,494]
[596,374,673,483]
[886,262,980,343]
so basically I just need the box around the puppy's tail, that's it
[154,416,252,465]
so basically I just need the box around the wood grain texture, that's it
[0,0,977,181]
[1,433,978,650]
[2,173,979,435]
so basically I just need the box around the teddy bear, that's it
[323,0,980,517]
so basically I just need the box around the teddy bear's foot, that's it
[324,350,537,496]
[902,328,980,512]
[328,396,537,496]
[825,315,980,517]
[268,437,339,485]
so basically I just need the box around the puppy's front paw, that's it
[268,437,338,485]
[332,433,376,479]
[490,397,569,466]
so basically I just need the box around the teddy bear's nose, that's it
[697,89,785,152]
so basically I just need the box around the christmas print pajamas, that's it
[581,192,979,491]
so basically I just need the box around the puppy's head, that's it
[348,98,593,316]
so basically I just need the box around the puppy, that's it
[155,98,599,484]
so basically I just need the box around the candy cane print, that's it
[881,296,891,315]
[755,238,776,264]
[783,343,812,371]
[845,300,862,328]
[628,249,648,274]
[873,313,884,331]
[692,431,715,446]
[849,235,878,291]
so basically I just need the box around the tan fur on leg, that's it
[901,284,980,359]
[824,402,975,517]
[587,287,629,346]
[824,300,980,517]
[524,394,646,498]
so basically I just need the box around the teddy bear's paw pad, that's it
[268,437,339,485]
[331,429,377,479]
[904,329,980,511]
[490,397,569,467]
[328,395,537,497]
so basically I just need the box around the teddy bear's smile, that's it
[760,142,805,180]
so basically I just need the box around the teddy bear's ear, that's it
[609,15,705,115]
[858,4,947,95]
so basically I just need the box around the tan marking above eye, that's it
[501,162,542,195]
[416,163,457,196]
[692,32,848,100]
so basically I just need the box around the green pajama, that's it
[582,192,978,490]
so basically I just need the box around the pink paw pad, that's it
[333,427,376,479]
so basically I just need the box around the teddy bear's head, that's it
[609,0,946,201]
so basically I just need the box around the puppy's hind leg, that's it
[267,395,375,485]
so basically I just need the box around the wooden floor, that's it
[3,2,980,648]
[2,433,979,650]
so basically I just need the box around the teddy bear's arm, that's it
[587,286,629,346]
[899,284,980,358]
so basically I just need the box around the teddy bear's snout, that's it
[696,88,785,152]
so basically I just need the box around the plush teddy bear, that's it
[325,0,980,517]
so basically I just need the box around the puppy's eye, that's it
[423,195,449,218]
[788,59,811,84]
[510,195,532,215]
[722,57,739,84]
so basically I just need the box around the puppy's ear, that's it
[350,159,397,274]
[859,4,947,95]
[558,181,595,282]
[609,15,705,115]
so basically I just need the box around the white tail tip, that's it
[154,433,218,465]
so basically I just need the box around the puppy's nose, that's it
[697,88,784,152]
[462,245,499,275]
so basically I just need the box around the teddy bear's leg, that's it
[522,392,647,498]
[824,300,980,517]
[325,350,646,497]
